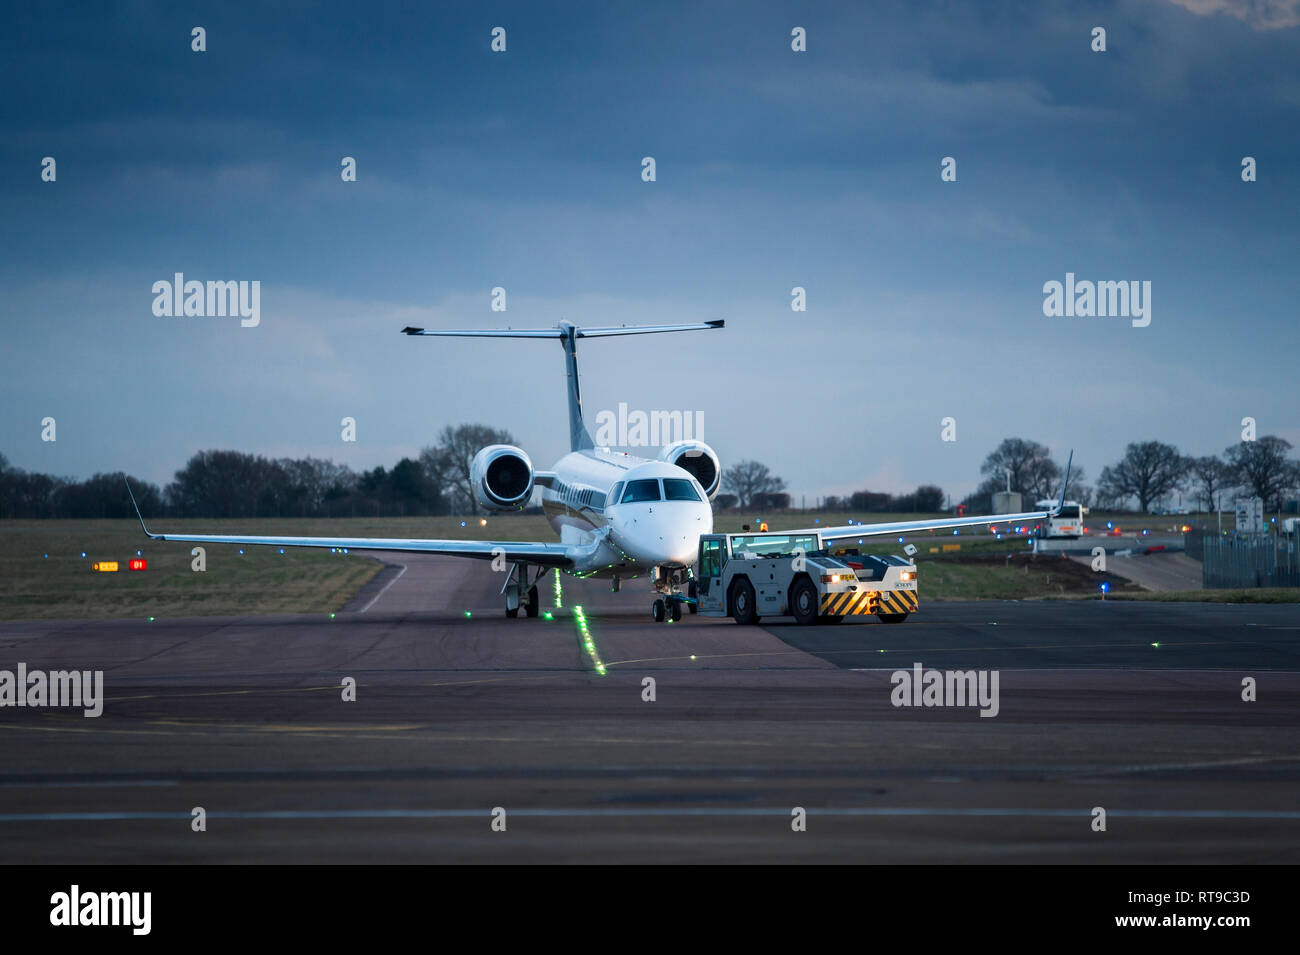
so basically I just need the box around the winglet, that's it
[1054,450,1073,516]
[124,478,162,540]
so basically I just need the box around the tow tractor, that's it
[688,530,918,625]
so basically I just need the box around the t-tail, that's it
[401,319,724,452]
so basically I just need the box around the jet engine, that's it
[470,445,535,511]
[658,440,721,500]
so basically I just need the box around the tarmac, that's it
[0,553,1296,863]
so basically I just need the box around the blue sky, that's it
[2,0,1297,503]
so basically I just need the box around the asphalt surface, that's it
[0,553,1296,863]
[1067,551,1204,592]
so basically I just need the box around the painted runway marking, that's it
[357,563,407,613]
[0,807,1298,822]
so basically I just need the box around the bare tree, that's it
[1098,441,1187,512]
[979,438,1062,500]
[421,423,517,514]
[1187,455,1231,512]
[1224,437,1300,511]
[722,460,785,510]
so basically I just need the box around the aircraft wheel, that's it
[652,598,666,623]
[730,579,758,626]
[525,585,539,618]
[876,612,908,624]
[667,597,682,623]
[790,578,819,626]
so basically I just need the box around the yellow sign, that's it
[92,561,119,572]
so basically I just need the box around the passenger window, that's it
[621,479,662,503]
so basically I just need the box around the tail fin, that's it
[402,320,724,452]
[1053,450,1074,515]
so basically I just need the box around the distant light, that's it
[464,610,472,617]
[80,551,86,558]
[239,549,244,554]
[148,616,154,622]
[690,654,697,660]
[1151,642,1160,648]
[136,550,142,557]
[543,612,554,620]
[343,548,349,554]
[278,548,285,554]
[329,613,335,619]
[43,554,48,559]
[952,530,958,535]
[479,518,487,526]
[460,521,466,527]
[1100,581,1110,593]
[1107,521,1114,529]
[897,536,904,543]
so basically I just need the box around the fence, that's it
[1201,534,1300,589]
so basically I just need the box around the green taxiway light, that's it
[465,611,472,617]
[544,612,553,620]
[1151,642,1160,647]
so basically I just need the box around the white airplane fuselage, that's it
[539,450,713,579]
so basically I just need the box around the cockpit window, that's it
[663,478,702,502]
[608,482,624,507]
[621,479,662,503]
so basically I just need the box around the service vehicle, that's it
[1035,498,1087,538]
[683,530,918,625]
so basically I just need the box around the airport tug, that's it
[687,530,918,625]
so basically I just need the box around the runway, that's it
[0,553,1296,863]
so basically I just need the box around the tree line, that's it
[963,436,1299,513]
[0,424,514,520]
[721,434,1299,516]
[5,430,1297,520]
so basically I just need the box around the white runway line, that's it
[356,563,406,614]
[1,807,1298,822]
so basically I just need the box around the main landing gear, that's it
[502,563,542,619]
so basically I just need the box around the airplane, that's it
[128,319,1070,623]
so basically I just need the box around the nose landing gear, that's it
[650,566,689,623]
[651,596,683,623]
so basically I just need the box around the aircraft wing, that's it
[126,484,574,566]
[801,509,1053,542]
[798,451,1074,543]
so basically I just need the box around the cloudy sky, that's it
[2,0,1297,503]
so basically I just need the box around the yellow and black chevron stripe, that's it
[819,588,918,616]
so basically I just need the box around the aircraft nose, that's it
[622,504,710,566]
